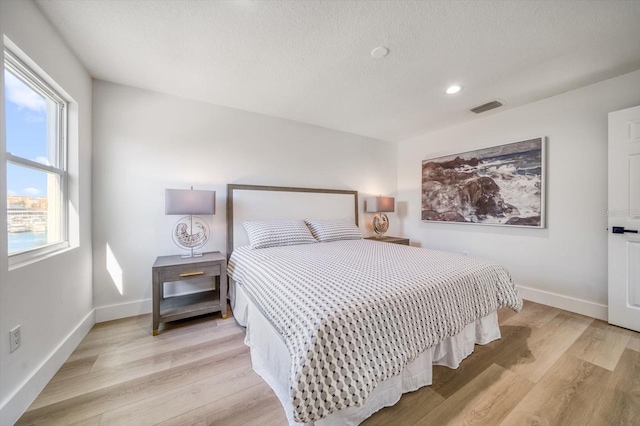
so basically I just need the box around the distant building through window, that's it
[4,48,68,256]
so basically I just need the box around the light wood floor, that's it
[17,301,640,425]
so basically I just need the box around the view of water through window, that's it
[5,65,62,254]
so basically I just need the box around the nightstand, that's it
[152,251,227,336]
[365,236,410,245]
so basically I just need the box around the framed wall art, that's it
[421,137,545,228]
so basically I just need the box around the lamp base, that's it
[172,215,209,258]
[373,213,390,239]
[181,249,203,258]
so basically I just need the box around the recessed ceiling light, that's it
[371,46,389,59]
[446,85,462,95]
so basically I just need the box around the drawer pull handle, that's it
[179,271,204,277]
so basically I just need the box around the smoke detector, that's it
[371,47,389,59]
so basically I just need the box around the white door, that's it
[608,105,640,332]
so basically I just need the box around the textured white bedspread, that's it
[228,240,521,423]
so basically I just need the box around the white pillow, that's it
[243,219,318,249]
[304,218,363,242]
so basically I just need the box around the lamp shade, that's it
[365,196,395,213]
[165,189,216,215]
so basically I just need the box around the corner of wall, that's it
[0,310,95,425]
[0,1,94,422]
[94,299,152,323]
[516,285,607,320]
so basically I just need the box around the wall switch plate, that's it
[10,325,21,353]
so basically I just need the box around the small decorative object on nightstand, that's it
[365,236,409,246]
[365,196,395,238]
[152,251,227,336]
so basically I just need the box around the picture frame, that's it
[421,137,546,228]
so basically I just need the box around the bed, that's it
[226,184,522,426]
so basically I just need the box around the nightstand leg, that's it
[152,270,161,336]
[220,269,228,320]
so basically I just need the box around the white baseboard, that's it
[95,298,152,323]
[517,285,607,321]
[0,309,95,426]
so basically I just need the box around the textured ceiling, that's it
[35,0,640,142]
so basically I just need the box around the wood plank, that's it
[241,407,288,426]
[81,315,151,340]
[420,364,533,425]
[566,320,632,370]
[361,386,444,426]
[627,330,640,353]
[99,366,265,425]
[28,332,247,411]
[16,347,251,425]
[499,354,612,426]
[68,314,223,363]
[70,316,161,356]
[430,324,532,398]
[497,306,517,324]
[84,307,233,345]
[594,349,640,425]
[501,300,560,329]
[48,355,98,383]
[155,382,286,426]
[496,313,592,383]
[88,319,242,372]
[156,407,207,426]
[67,415,102,426]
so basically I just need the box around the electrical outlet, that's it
[10,325,21,353]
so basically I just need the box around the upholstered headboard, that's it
[227,184,358,256]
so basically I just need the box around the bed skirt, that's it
[230,279,501,426]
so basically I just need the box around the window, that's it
[4,48,68,258]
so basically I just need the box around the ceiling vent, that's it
[469,100,503,114]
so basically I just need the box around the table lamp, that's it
[165,187,216,257]
[365,196,395,238]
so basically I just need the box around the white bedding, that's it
[228,240,521,424]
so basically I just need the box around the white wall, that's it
[397,70,640,318]
[0,1,93,424]
[92,80,397,320]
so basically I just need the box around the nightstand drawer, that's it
[159,263,221,283]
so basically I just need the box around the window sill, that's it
[8,241,72,271]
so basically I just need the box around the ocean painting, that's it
[421,137,545,227]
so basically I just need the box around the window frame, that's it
[4,48,69,265]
